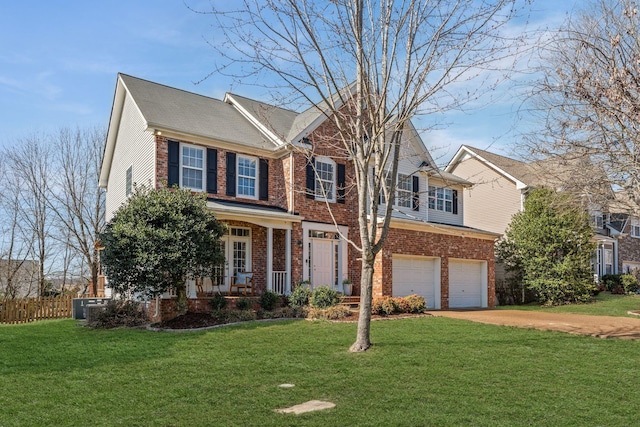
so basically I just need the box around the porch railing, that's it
[272,271,287,295]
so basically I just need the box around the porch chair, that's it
[230,271,254,296]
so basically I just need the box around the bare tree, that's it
[523,0,640,212]
[4,136,54,296]
[204,0,524,351]
[0,163,37,300]
[48,127,106,296]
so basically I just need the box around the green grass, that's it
[1,318,639,426]
[498,292,640,317]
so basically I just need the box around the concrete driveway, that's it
[426,309,640,339]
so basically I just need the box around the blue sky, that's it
[0,1,578,165]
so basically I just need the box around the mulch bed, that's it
[157,312,227,329]
[155,310,432,330]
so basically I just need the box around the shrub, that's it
[227,309,256,323]
[289,283,312,309]
[403,294,427,313]
[601,274,622,292]
[208,293,227,310]
[306,305,352,320]
[310,286,342,308]
[258,290,279,311]
[235,296,254,311]
[89,299,148,329]
[393,297,411,313]
[324,305,352,320]
[621,274,639,293]
[372,296,396,315]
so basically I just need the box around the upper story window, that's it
[397,174,412,208]
[181,144,204,191]
[631,218,640,238]
[237,155,257,199]
[428,185,453,212]
[315,157,336,202]
[590,212,604,229]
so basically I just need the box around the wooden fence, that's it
[0,295,73,324]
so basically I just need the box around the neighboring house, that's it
[0,259,38,299]
[99,74,498,317]
[446,145,640,282]
[606,192,640,275]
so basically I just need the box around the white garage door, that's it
[392,255,438,309]
[449,259,486,308]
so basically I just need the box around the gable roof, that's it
[119,74,271,148]
[446,145,614,206]
[102,73,457,186]
[446,145,539,189]
[223,92,298,145]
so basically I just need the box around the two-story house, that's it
[446,145,640,283]
[99,74,498,315]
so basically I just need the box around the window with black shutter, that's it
[259,158,269,201]
[226,152,236,196]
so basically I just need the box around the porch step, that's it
[341,296,360,308]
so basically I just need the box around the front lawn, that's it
[498,292,640,317]
[1,318,639,426]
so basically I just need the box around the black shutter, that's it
[206,148,218,194]
[337,163,346,204]
[226,152,236,196]
[306,157,315,199]
[412,175,420,211]
[259,158,269,201]
[167,140,179,187]
[452,189,458,214]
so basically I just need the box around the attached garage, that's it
[449,259,487,308]
[392,255,440,309]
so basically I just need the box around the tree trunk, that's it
[350,256,374,352]
[175,282,188,315]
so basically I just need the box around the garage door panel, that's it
[449,260,485,308]
[392,255,437,309]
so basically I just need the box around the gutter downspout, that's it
[289,151,295,214]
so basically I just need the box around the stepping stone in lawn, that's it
[275,400,336,414]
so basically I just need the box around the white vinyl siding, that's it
[105,92,155,221]
[448,156,522,234]
[125,165,133,196]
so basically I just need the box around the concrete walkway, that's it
[426,309,640,339]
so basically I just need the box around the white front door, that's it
[218,228,251,290]
[311,239,334,287]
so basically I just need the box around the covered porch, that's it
[185,199,302,297]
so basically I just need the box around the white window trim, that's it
[315,156,336,203]
[236,154,258,200]
[428,185,453,213]
[179,143,205,192]
[396,173,412,208]
[631,218,640,238]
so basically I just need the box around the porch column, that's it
[267,227,273,291]
[285,228,292,294]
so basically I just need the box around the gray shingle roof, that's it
[119,74,275,150]
[225,93,298,142]
[462,146,540,186]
